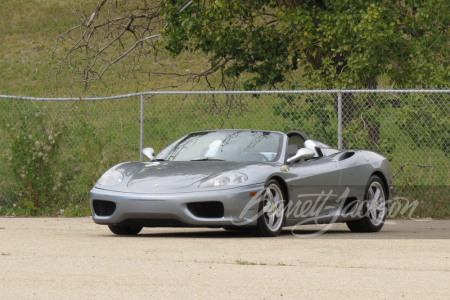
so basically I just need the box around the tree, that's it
[161,0,450,89]
[56,1,450,90]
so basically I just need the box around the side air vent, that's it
[187,201,224,218]
[339,151,356,161]
[93,200,116,216]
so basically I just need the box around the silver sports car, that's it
[90,130,393,237]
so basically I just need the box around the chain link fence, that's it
[1,90,449,216]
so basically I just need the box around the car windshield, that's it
[155,131,283,162]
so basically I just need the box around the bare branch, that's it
[86,0,108,27]
[392,163,436,178]
[51,0,231,93]
[99,34,160,75]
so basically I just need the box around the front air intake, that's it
[187,201,224,218]
[93,200,116,216]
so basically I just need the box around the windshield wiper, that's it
[191,158,225,161]
[152,158,166,161]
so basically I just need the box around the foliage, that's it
[0,104,109,216]
[273,94,338,145]
[341,94,396,159]
[343,119,396,160]
[2,110,73,214]
[396,93,450,156]
[273,93,396,158]
[161,0,450,89]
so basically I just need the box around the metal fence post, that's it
[140,93,144,162]
[337,91,342,149]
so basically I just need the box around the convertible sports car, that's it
[90,130,393,237]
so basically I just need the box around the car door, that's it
[287,156,341,220]
[337,151,371,201]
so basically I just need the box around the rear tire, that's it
[250,179,286,237]
[108,225,143,235]
[346,175,388,233]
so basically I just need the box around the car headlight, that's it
[199,172,248,188]
[98,169,124,187]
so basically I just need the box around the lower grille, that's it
[187,201,224,218]
[93,200,116,216]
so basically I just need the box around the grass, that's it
[235,259,292,266]
[235,259,267,266]
[235,259,258,265]
[0,0,449,218]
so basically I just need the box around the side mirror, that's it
[287,148,316,163]
[142,147,155,160]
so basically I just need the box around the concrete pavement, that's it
[0,218,449,299]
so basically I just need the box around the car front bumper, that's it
[89,183,265,227]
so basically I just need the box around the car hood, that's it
[94,160,288,194]
[126,161,248,189]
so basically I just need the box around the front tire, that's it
[346,175,388,233]
[108,225,143,235]
[250,179,286,237]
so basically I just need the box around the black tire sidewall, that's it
[108,225,142,235]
